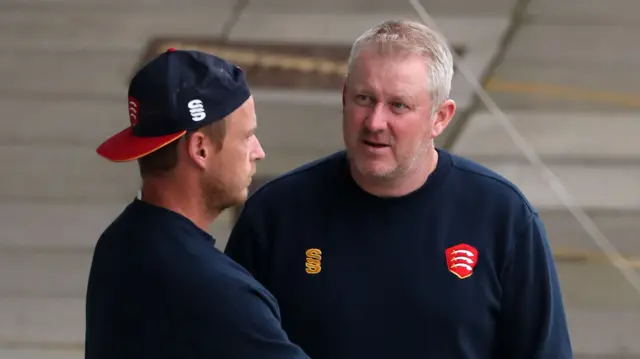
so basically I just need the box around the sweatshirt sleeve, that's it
[493,213,573,358]
[176,272,310,359]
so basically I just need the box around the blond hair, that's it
[347,20,454,108]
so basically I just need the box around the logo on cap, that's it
[128,96,140,126]
[188,99,206,122]
[445,243,478,279]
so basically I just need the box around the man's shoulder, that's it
[446,150,537,215]
[166,245,279,306]
[203,250,267,289]
[249,150,347,202]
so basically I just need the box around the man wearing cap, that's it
[85,49,310,359]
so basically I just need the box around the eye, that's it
[354,94,373,106]
[390,102,409,113]
[245,130,256,141]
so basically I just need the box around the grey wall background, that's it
[1,0,639,357]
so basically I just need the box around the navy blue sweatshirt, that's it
[85,199,309,359]
[225,149,573,359]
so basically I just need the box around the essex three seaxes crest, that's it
[445,244,478,279]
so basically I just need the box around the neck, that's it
[139,177,220,232]
[350,148,438,198]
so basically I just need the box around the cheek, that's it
[390,121,429,148]
[243,142,255,167]
[241,143,251,163]
[221,143,248,170]
[343,107,365,133]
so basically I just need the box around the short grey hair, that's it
[347,20,454,108]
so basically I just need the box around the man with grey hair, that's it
[225,20,572,358]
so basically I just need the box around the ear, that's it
[342,75,347,106]
[185,131,209,170]
[431,99,456,138]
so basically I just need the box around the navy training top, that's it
[225,148,573,359]
[85,199,310,359]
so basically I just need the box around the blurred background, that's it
[1,0,639,357]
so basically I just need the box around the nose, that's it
[253,137,266,161]
[363,104,387,132]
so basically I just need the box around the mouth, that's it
[362,140,390,149]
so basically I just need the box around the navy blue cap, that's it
[96,48,251,162]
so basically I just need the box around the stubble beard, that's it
[349,137,430,184]
[200,174,246,217]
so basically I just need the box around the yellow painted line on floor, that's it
[0,340,84,351]
[553,248,640,268]
[486,77,640,108]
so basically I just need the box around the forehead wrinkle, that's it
[349,54,428,102]
[351,76,422,107]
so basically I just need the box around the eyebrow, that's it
[353,86,416,103]
[390,92,416,103]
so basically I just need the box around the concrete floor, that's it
[0,0,639,357]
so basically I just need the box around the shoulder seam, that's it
[450,161,537,214]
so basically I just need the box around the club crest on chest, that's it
[445,244,478,279]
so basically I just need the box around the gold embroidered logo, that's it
[305,248,322,275]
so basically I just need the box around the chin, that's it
[240,189,249,202]
[234,188,249,204]
[354,158,398,179]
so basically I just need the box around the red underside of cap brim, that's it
[96,127,187,162]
